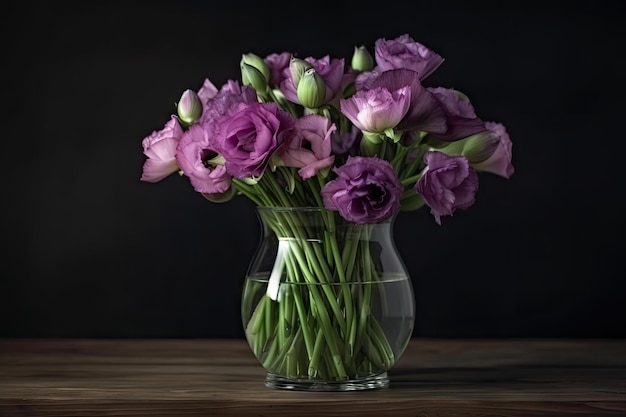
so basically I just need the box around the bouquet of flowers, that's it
[140,33,514,387]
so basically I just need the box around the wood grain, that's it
[1,338,625,416]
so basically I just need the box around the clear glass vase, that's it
[241,207,415,391]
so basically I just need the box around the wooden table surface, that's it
[0,338,625,417]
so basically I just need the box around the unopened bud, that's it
[461,131,500,163]
[432,130,499,164]
[201,186,237,203]
[296,68,326,108]
[177,89,202,126]
[351,45,374,72]
[240,53,270,82]
[241,62,268,93]
[289,56,313,89]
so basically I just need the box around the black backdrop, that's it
[2,1,624,338]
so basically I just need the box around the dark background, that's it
[2,1,624,339]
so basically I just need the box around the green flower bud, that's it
[201,187,237,203]
[435,131,500,164]
[289,56,313,88]
[351,45,374,72]
[461,132,500,163]
[176,89,202,126]
[296,68,326,108]
[241,62,268,93]
[240,53,270,83]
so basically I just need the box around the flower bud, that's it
[289,56,313,88]
[176,89,203,126]
[461,131,500,163]
[296,68,326,108]
[240,53,270,83]
[241,62,268,93]
[201,186,237,203]
[351,45,374,72]
[435,131,499,164]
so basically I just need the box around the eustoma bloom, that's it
[140,116,183,183]
[276,114,336,179]
[415,151,479,225]
[321,156,402,224]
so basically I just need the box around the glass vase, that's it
[241,207,415,391]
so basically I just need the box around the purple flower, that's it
[361,68,448,134]
[331,126,362,156]
[215,102,295,178]
[279,55,355,107]
[427,87,487,141]
[175,124,232,194]
[278,114,336,179]
[264,52,292,88]
[140,116,183,183]
[415,151,479,225]
[472,122,514,179]
[321,156,402,224]
[339,85,411,133]
[199,80,258,125]
[374,34,444,80]
[197,78,219,104]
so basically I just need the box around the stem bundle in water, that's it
[242,208,396,381]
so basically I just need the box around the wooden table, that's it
[0,338,625,416]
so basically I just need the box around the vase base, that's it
[264,372,389,391]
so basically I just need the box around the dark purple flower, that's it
[331,126,362,156]
[374,34,444,80]
[175,124,232,194]
[427,87,487,141]
[415,151,479,225]
[321,156,402,224]
[214,102,295,178]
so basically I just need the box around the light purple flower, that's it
[215,102,295,178]
[321,156,402,224]
[279,55,355,107]
[374,34,444,80]
[175,124,232,194]
[415,151,479,225]
[362,68,447,134]
[427,87,487,141]
[472,122,514,179]
[140,116,184,183]
[339,85,411,133]
[278,114,336,179]
[197,78,219,104]
[264,52,292,88]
